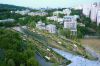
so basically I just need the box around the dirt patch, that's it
[81,39,100,54]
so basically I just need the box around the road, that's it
[35,53,53,66]
[52,48,100,66]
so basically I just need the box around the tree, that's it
[77,30,83,38]
[97,24,100,35]
[7,59,15,66]
[27,57,39,66]
[0,29,39,66]
[20,63,25,66]
[60,28,71,38]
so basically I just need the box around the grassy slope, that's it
[21,28,71,65]
[28,28,96,60]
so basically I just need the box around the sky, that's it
[0,0,100,8]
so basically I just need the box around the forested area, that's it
[0,29,39,66]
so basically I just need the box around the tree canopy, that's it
[0,29,39,66]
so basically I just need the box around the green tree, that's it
[0,29,39,66]
[27,57,39,66]
[60,28,71,38]
[7,59,15,66]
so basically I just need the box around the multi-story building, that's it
[63,9,71,15]
[36,21,46,30]
[47,16,58,21]
[53,11,63,16]
[36,21,57,33]
[57,18,63,24]
[82,4,91,17]
[47,16,63,24]
[15,10,30,15]
[97,10,100,26]
[46,24,57,33]
[82,2,100,26]
[63,16,77,35]
[90,3,98,22]
[28,12,48,16]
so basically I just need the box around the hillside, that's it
[0,4,31,10]
[0,27,96,66]
[0,28,72,66]
[20,27,96,60]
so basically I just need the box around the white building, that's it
[57,18,63,24]
[97,10,100,26]
[47,16,58,21]
[90,4,98,22]
[15,9,30,15]
[82,4,91,17]
[47,16,63,24]
[36,21,57,33]
[74,15,80,20]
[97,2,100,8]
[28,12,48,16]
[36,21,46,30]
[0,18,15,23]
[46,24,57,33]
[63,16,77,35]
[82,2,100,26]
[63,9,71,15]
[53,11,63,16]
[28,12,36,16]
